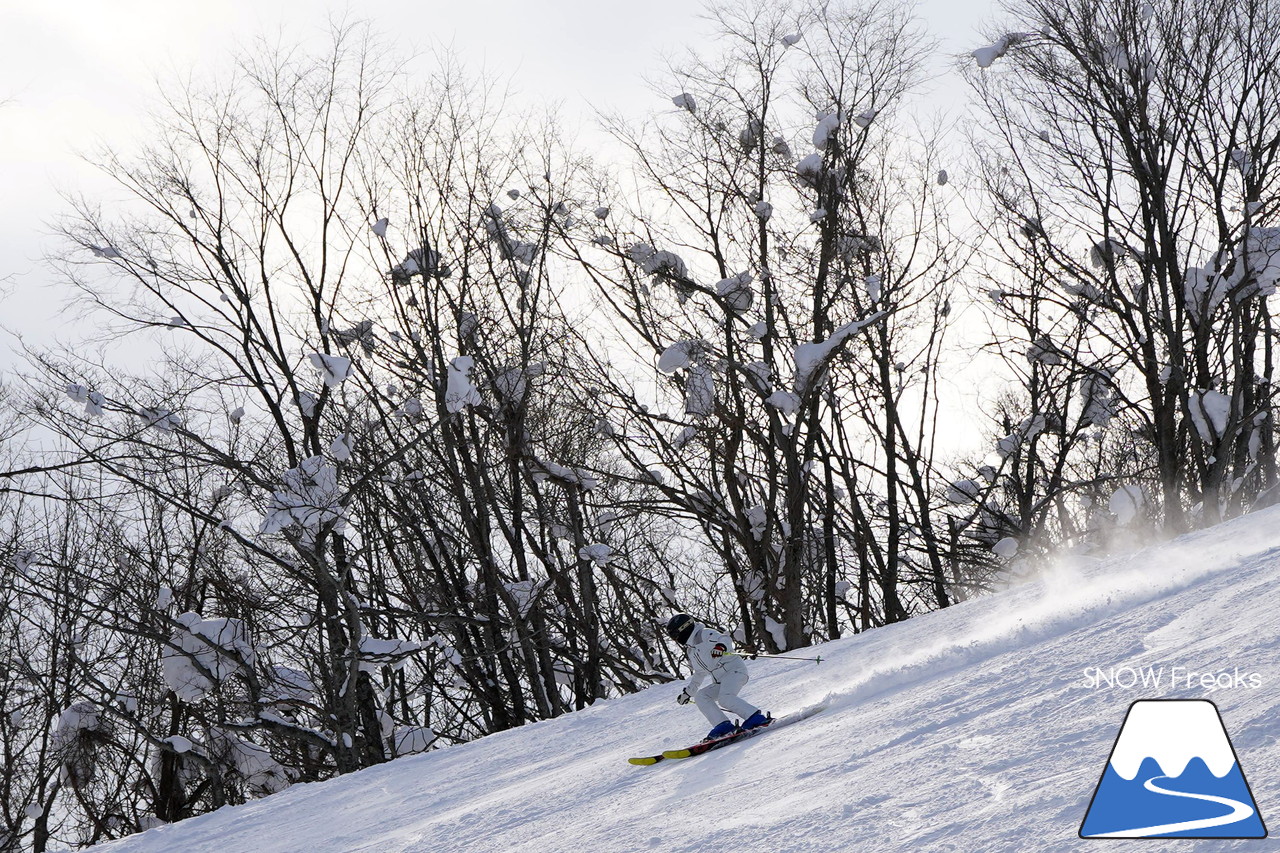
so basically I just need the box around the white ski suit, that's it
[682,623,759,726]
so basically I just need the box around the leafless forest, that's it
[3,0,1279,847]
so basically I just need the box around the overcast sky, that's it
[0,0,998,373]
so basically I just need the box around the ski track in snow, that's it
[94,508,1280,853]
[1087,775,1255,838]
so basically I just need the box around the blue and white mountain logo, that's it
[1080,699,1267,839]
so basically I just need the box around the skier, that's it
[665,613,770,741]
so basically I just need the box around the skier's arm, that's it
[682,639,714,696]
[684,668,708,696]
[703,629,735,657]
[683,629,734,695]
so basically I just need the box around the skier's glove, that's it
[677,689,693,705]
[711,643,727,658]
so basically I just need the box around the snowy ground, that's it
[95,509,1280,852]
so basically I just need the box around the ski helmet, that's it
[666,613,696,644]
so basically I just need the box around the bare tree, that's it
[967,0,1280,539]
[562,0,968,650]
[7,23,699,845]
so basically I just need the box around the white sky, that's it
[0,0,998,374]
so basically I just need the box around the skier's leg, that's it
[713,668,759,720]
[693,682,730,726]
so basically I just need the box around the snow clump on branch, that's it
[65,383,106,416]
[136,406,181,432]
[1109,485,1145,525]
[792,313,886,393]
[658,340,698,374]
[309,353,354,388]
[971,33,1031,68]
[627,242,689,279]
[578,543,615,566]
[162,612,256,703]
[446,356,484,413]
[259,456,348,544]
[813,111,841,150]
[716,271,754,313]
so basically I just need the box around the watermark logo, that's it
[1080,699,1267,839]
[1082,665,1262,691]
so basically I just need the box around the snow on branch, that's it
[135,406,182,432]
[446,356,484,413]
[792,311,888,394]
[309,353,354,388]
[355,637,429,673]
[531,458,599,491]
[716,272,754,314]
[65,383,105,417]
[259,456,348,545]
[1189,389,1231,444]
[971,33,1032,68]
[162,612,256,704]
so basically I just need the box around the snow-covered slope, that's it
[96,510,1280,852]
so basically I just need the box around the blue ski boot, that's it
[740,710,771,730]
[704,720,737,741]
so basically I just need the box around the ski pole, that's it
[734,652,823,664]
